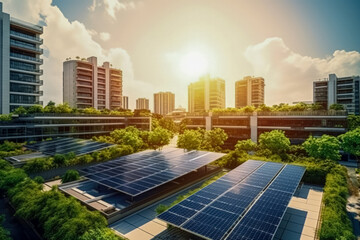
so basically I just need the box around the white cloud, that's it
[99,32,111,41]
[88,0,97,12]
[103,0,137,19]
[244,37,360,105]
[2,0,134,105]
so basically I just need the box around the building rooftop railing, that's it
[10,17,43,33]
[186,110,348,117]
[16,113,146,118]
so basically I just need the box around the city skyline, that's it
[2,0,360,110]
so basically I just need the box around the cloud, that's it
[3,0,134,105]
[88,0,97,12]
[99,32,111,41]
[244,37,360,105]
[103,0,136,19]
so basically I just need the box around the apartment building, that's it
[63,56,122,110]
[0,3,44,114]
[314,74,360,114]
[154,91,175,115]
[122,96,129,109]
[188,75,225,113]
[235,76,265,108]
[136,98,149,110]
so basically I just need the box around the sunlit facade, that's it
[136,98,149,110]
[154,91,175,115]
[235,76,264,108]
[63,56,122,110]
[188,75,225,113]
[0,3,44,114]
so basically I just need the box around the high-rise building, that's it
[188,75,225,113]
[0,3,44,114]
[313,74,360,114]
[122,96,128,109]
[63,56,122,110]
[136,98,149,110]
[235,76,264,108]
[154,91,175,115]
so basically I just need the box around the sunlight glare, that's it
[180,51,208,77]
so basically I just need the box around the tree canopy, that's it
[339,128,360,161]
[303,135,341,161]
[258,130,290,155]
[177,130,203,151]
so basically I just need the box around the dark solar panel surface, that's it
[157,160,305,240]
[25,137,114,156]
[80,148,225,196]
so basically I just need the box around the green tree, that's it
[329,103,345,111]
[27,105,44,114]
[348,115,360,131]
[256,104,272,112]
[339,128,360,162]
[148,127,172,150]
[303,135,341,161]
[55,103,73,113]
[177,130,202,151]
[12,106,27,115]
[61,170,80,183]
[201,128,228,151]
[0,168,27,191]
[258,130,290,155]
[110,128,143,151]
[235,139,257,153]
[44,101,57,112]
[82,107,101,115]
[80,228,123,240]
[54,154,67,166]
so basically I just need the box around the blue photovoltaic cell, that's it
[158,160,305,240]
[80,148,225,196]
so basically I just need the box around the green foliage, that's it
[329,103,345,111]
[61,170,80,183]
[33,176,44,184]
[111,129,143,151]
[177,129,202,151]
[201,128,228,152]
[148,127,172,150]
[0,114,12,121]
[0,140,23,151]
[348,115,360,131]
[54,154,67,166]
[235,139,257,153]
[303,135,341,161]
[320,165,355,240]
[0,215,11,240]
[81,107,102,115]
[12,106,27,115]
[216,151,248,169]
[27,105,44,114]
[0,164,120,240]
[339,128,360,160]
[258,130,290,155]
[22,157,54,173]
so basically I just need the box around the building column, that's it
[250,112,258,143]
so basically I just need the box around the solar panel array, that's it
[79,148,225,196]
[25,137,114,156]
[157,160,305,240]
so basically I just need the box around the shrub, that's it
[33,176,44,184]
[0,215,10,240]
[61,170,80,183]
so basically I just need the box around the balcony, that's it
[10,66,43,75]
[10,30,43,44]
[77,93,92,99]
[10,90,43,96]
[77,87,92,93]
[10,79,43,86]
[10,52,43,64]
[10,40,43,54]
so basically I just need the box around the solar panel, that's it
[80,148,225,196]
[25,137,115,156]
[157,160,305,240]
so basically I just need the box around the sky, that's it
[3,0,360,110]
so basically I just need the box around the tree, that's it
[44,101,56,113]
[82,107,101,115]
[12,106,27,115]
[27,105,44,114]
[256,104,272,112]
[53,154,66,166]
[110,128,143,151]
[79,228,122,240]
[235,139,257,153]
[329,103,345,111]
[339,128,360,162]
[177,130,202,151]
[303,135,341,161]
[201,128,228,151]
[348,115,360,131]
[258,130,290,155]
[148,127,172,150]
[61,170,80,183]
[55,103,73,113]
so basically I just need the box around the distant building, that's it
[63,56,122,110]
[313,74,360,114]
[154,91,175,115]
[188,75,225,113]
[0,3,44,114]
[235,76,264,108]
[122,96,129,109]
[136,98,149,110]
[166,106,187,123]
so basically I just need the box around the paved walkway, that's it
[274,185,323,240]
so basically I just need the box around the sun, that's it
[180,51,208,77]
